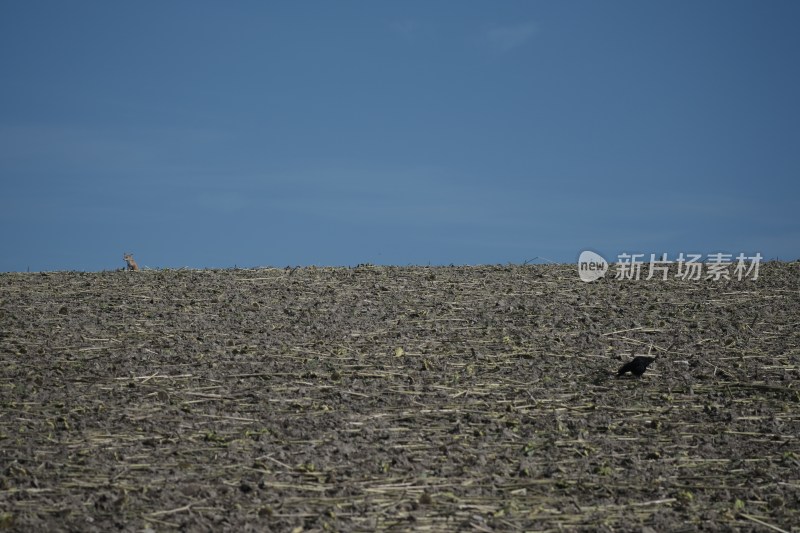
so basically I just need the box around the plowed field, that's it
[1,263,798,531]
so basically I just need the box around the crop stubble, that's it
[0,263,798,531]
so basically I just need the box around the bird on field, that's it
[617,356,656,377]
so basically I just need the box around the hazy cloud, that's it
[0,123,226,178]
[484,22,538,52]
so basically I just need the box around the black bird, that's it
[618,356,656,377]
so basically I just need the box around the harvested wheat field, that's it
[1,263,799,532]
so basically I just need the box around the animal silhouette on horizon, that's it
[123,253,139,271]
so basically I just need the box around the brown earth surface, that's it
[1,263,799,532]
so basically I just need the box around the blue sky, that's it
[1,1,798,271]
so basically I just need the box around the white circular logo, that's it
[578,250,608,282]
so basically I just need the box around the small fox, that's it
[123,253,139,271]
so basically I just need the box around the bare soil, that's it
[1,263,799,532]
